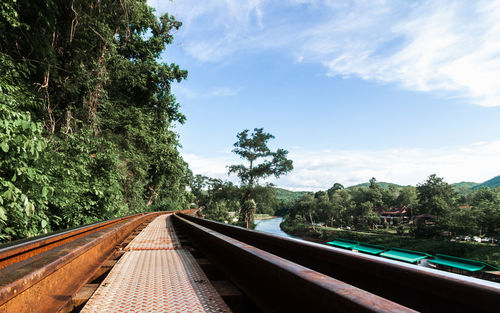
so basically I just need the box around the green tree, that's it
[189,176,243,223]
[204,200,234,223]
[474,200,500,237]
[329,189,351,228]
[416,174,456,218]
[367,177,385,208]
[0,9,53,239]
[448,206,478,236]
[296,193,318,230]
[189,174,211,207]
[396,187,418,207]
[253,184,279,216]
[0,0,190,241]
[470,187,500,237]
[0,62,52,240]
[327,182,344,199]
[350,201,375,230]
[228,128,293,227]
[240,199,257,228]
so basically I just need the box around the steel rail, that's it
[173,214,417,313]
[178,213,500,313]
[0,214,144,271]
[0,210,192,312]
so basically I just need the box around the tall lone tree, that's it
[416,174,456,218]
[228,128,293,228]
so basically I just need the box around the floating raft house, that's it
[379,248,432,264]
[325,238,499,278]
[353,243,386,255]
[429,254,500,272]
[326,239,386,255]
[326,238,358,250]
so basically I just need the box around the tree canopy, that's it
[416,174,456,218]
[0,0,190,241]
[228,128,293,188]
[226,128,293,228]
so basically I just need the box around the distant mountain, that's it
[452,181,479,195]
[273,187,308,202]
[452,182,479,189]
[473,175,500,189]
[272,176,500,202]
[346,182,407,189]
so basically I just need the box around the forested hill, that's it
[346,182,407,189]
[452,182,479,189]
[274,188,308,202]
[453,181,479,194]
[474,175,500,189]
[0,1,190,242]
[275,178,495,201]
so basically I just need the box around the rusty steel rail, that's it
[0,214,145,271]
[0,210,190,313]
[178,213,500,313]
[173,214,416,313]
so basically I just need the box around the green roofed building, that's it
[380,248,432,264]
[326,239,386,256]
[353,243,386,255]
[326,238,358,250]
[429,254,499,274]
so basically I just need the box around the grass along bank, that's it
[254,214,277,220]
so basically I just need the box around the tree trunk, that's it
[309,211,316,232]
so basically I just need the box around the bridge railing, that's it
[173,214,417,313]
[178,213,500,313]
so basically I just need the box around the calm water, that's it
[254,217,297,239]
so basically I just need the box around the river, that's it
[254,217,298,239]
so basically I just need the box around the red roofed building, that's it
[373,206,408,225]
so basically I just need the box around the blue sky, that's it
[149,0,500,190]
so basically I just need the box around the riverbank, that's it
[281,221,500,267]
[253,214,277,220]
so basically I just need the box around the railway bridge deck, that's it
[0,211,498,313]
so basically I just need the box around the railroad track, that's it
[0,211,498,313]
[0,211,170,312]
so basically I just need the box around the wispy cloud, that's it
[306,1,500,107]
[210,87,241,97]
[182,152,237,179]
[150,0,500,107]
[149,0,264,62]
[174,85,241,100]
[175,85,199,100]
[183,141,500,191]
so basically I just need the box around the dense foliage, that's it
[0,0,190,242]
[189,174,279,225]
[228,128,293,227]
[283,175,500,240]
[189,129,293,227]
[189,130,293,226]
[273,187,308,203]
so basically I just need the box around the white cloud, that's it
[182,152,237,179]
[183,141,500,191]
[149,0,264,62]
[150,0,500,107]
[174,85,240,100]
[210,87,241,97]
[311,1,500,107]
[175,85,199,100]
